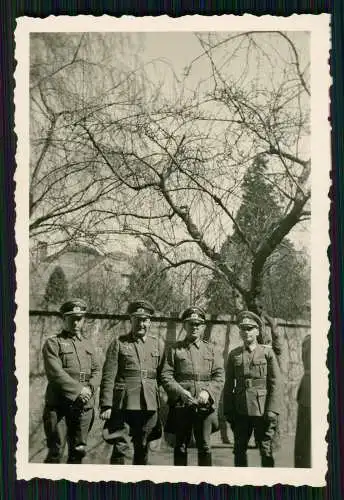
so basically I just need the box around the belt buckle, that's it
[141,369,148,379]
[79,372,86,383]
[245,379,252,388]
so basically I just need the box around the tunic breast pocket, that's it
[121,348,136,368]
[203,355,213,372]
[84,348,93,371]
[252,360,267,378]
[177,354,190,371]
[59,345,75,369]
[233,357,243,377]
[151,350,160,368]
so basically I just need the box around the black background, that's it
[0,1,339,498]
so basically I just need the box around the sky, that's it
[105,31,311,255]
[30,31,311,257]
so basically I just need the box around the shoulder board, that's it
[44,336,60,348]
[231,345,243,355]
[119,334,130,342]
[46,335,59,342]
[207,340,218,347]
[204,340,217,351]
[56,331,69,339]
[261,345,274,356]
[147,333,158,340]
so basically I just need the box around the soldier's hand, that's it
[197,390,210,405]
[79,386,92,403]
[265,411,278,422]
[181,389,195,406]
[99,408,112,420]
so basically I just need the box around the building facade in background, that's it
[29,242,132,311]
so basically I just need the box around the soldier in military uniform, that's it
[248,299,285,450]
[253,299,284,368]
[294,334,311,467]
[161,306,225,466]
[99,300,164,465]
[223,310,282,467]
[42,298,101,463]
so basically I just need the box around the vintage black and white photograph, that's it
[15,15,330,485]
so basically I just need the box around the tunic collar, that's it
[245,342,257,353]
[63,330,82,341]
[131,332,147,343]
[185,337,201,348]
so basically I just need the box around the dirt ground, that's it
[148,439,294,467]
[31,431,295,467]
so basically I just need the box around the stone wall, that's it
[28,313,310,463]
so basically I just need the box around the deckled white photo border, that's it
[14,14,331,485]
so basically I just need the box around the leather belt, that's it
[176,374,211,382]
[67,372,91,383]
[122,369,157,379]
[237,378,266,389]
[79,372,91,383]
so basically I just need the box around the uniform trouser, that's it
[218,393,232,444]
[109,410,158,465]
[174,407,213,466]
[294,403,311,468]
[43,405,94,464]
[233,415,277,467]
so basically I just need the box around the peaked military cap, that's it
[181,306,206,324]
[60,298,87,316]
[127,300,155,318]
[237,310,262,330]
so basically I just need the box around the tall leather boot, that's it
[261,455,275,467]
[234,452,248,467]
[198,452,212,466]
[133,446,148,465]
[111,457,125,465]
[44,447,62,463]
[67,444,86,464]
[110,451,125,465]
[174,448,187,466]
[67,455,83,464]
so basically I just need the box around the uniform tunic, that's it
[161,338,225,465]
[100,333,164,411]
[256,318,285,451]
[223,343,282,467]
[161,338,224,407]
[99,332,165,464]
[42,330,101,463]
